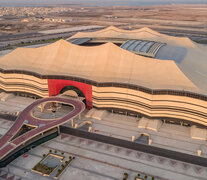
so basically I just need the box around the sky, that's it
[0,0,206,6]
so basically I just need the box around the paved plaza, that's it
[0,118,207,180]
[69,110,207,158]
[0,96,207,179]
[1,93,207,158]
[0,96,35,115]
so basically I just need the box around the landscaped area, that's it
[122,172,156,180]
[33,161,57,176]
[54,156,74,179]
[32,149,74,178]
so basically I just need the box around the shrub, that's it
[49,150,52,153]
[124,172,128,176]
[137,174,140,177]
[144,175,147,179]
[54,150,57,153]
[69,156,72,160]
[123,178,126,180]
[61,152,64,155]
[61,164,65,168]
[58,169,61,173]
[152,177,154,180]
[43,154,46,157]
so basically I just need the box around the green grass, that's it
[33,162,56,175]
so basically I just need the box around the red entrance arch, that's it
[47,79,93,109]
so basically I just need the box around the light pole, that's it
[52,106,56,119]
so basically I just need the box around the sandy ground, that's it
[0,4,206,46]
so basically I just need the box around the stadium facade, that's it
[0,26,206,127]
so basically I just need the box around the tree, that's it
[49,150,52,153]
[43,154,46,157]
[151,177,154,180]
[54,150,57,153]
[61,152,64,155]
[61,164,65,168]
[69,156,72,160]
[144,175,147,179]
[137,174,140,177]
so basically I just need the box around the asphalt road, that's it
[0,28,103,47]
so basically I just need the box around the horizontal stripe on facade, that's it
[92,97,207,122]
[0,75,47,86]
[92,101,207,124]
[92,90,207,109]
[0,81,48,92]
[0,69,206,101]
[93,96,207,118]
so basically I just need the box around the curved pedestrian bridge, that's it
[0,97,85,167]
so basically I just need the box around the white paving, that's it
[0,95,35,114]
[76,111,207,157]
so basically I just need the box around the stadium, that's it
[0,26,206,127]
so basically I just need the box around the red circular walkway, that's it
[0,97,85,161]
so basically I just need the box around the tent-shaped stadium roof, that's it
[0,39,200,93]
[69,26,197,48]
[68,26,207,95]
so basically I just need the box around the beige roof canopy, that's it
[69,26,197,48]
[0,39,199,92]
